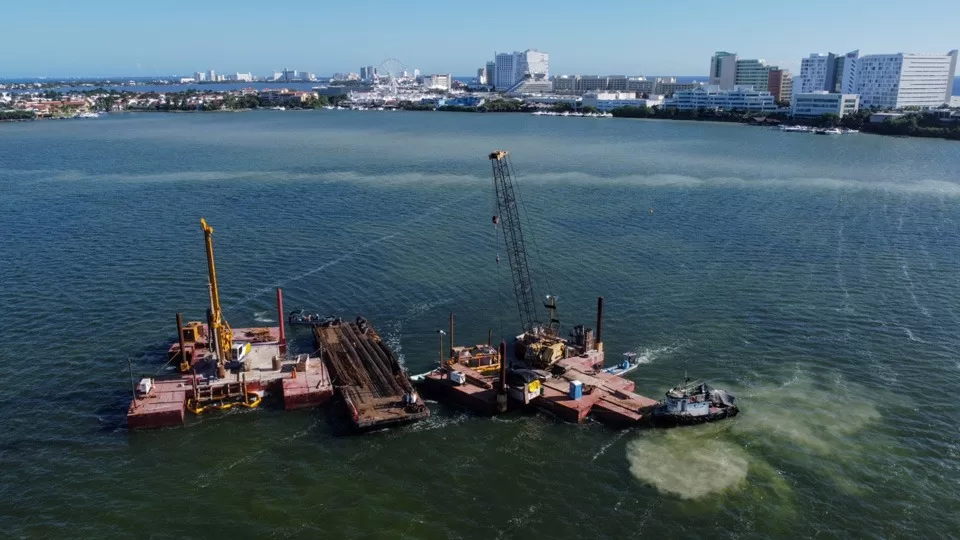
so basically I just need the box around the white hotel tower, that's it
[855,51,958,109]
[494,50,549,92]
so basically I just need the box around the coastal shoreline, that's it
[3,102,957,141]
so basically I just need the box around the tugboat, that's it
[651,379,738,427]
[287,309,336,327]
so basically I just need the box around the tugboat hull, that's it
[651,406,739,428]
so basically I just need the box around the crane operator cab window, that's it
[232,342,251,362]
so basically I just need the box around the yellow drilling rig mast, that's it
[200,218,233,365]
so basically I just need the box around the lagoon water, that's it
[2,110,960,538]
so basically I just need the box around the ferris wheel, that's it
[377,58,408,93]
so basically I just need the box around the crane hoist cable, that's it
[489,150,542,335]
[507,153,553,300]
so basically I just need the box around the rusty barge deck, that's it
[416,349,659,427]
[314,318,429,430]
[536,352,658,426]
[127,325,334,430]
[418,363,500,416]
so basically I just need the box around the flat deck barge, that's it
[537,352,657,426]
[127,325,333,430]
[314,318,429,430]
[419,363,500,416]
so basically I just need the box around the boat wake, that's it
[383,298,454,369]
[631,342,686,365]
[391,410,470,434]
[591,429,629,462]
[253,311,275,323]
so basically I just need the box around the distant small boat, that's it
[815,127,842,135]
[650,379,739,427]
[270,106,286,111]
[75,112,100,119]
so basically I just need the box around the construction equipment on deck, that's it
[200,218,233,367]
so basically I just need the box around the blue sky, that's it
[2,0,958,78]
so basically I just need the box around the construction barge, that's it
[127,218,425,431]
[126,313,334,430]
[314,318,429,430]
[415,299,659,428]
[417,151,661,427]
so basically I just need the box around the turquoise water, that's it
[2,110,959,538]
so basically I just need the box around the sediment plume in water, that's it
[730,372,882,455]
[626,429,750,499]
[625,370,885,500]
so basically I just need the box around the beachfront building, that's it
[798,51,859,94]
[855,51,958,109]
[553,75,619,94]
[552,75,703,96]
[767,69,793,103]
[709,52,776,91]
[581,92,664,111]
[494,50,549,92]
[656,78,704,96]
[258,89,317,106]
[422,74,452,91]
[833,51,859,93]
[799,53,835,93]
[522,95,581,109]
[791,92,860,117]
[734,59,777,92]
[665,86,777,112]
[710,51,738,89]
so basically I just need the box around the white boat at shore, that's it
[531,110,613,118]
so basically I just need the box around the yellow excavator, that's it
[200,218,233,367]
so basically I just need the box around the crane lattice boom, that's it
[490,150,541,333]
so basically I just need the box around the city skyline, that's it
[2,0,959,78]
